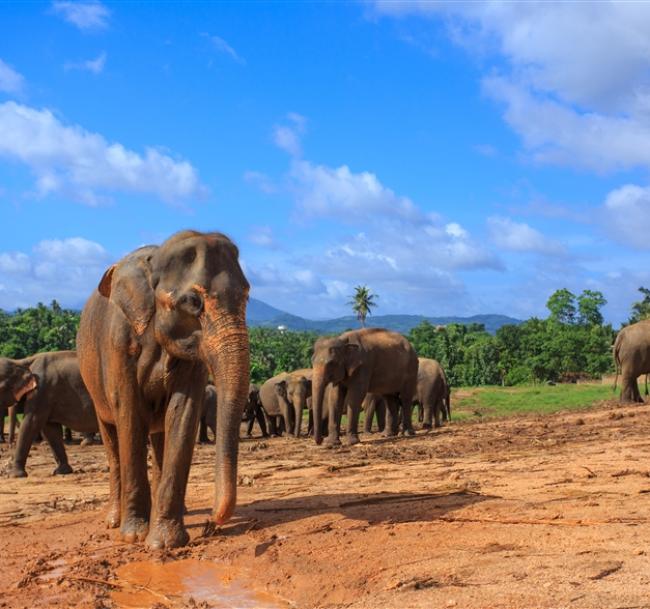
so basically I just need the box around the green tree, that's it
[629,287,650,324]
[348,285,377,328]
[577,290,606,326]
[546,288,577,324]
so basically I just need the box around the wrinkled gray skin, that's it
[76,230,250,550]
[362,393,386,433]
[311,328,418,447]
[614,321,650,403]
[414,358,451,429]
[0,352,99,477]
[259,369,312,437]
[198,384,217,443]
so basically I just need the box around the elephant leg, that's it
[64,427,73,444]
[433,399,442,428]
[80,433,95,447]
[422,401,433,429]
[266,414,278,437]
[324,385,344,447]
[280,401,293,437]
[383,396,399,438]
[145,385,203,550]
[0,409,4,443]
[116,402,151,543]
[364,399,375,434]
[42,423,73,475]
[620,372,643,404]
[400,389,416,436]
[150,432,165,505]
[256,407,269,438]
[376,399,386,433]
[8,403,44,478]
[345,387,365,446]
[294,403,303,438]
[417,402,424,423]
[307,409,314,436]
[97,418,121,529]
[198,416,209,444]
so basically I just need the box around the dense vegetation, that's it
[1,286,647,386]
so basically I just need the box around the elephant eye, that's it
[183,247,197,264]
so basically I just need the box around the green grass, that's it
[452,382,615,421]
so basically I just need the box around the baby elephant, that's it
[0,351,99,477]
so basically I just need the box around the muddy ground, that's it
[2,400,650,609]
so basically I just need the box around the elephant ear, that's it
[274,380,288,398]
[13,373,37,403]
[97,252,155,336]
[344,341,362,377]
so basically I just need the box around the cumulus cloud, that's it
[51,1,110,31]
[487,216,565,256]
[273,113,307,157]
[601,184,650,250]
[207,34,245,65]
[0,101,205,205]
[248,226,277,248]
[64,52,106,74]
[0,59,24,94]
[0,237,111,309]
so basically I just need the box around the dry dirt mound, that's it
[2,400,650,608]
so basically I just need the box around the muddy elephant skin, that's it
[76,230,250,550]
[311,328,418,447]
[0,352,98,476]
[614,320,650,403]
[414,358,451,429]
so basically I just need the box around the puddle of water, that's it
[112,558,286,609]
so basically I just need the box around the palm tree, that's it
[348,285,378,328]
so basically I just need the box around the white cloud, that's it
[51,1,110,31]
[0,101,205,205]
[487,216,565,256]
[0,237,111,309]
[273,113,307,157]
[64,52,106,74]
[243,170,277,194]
[248,226,277,248]
[207,35,245,65]
[0,59,24,94]
[602,184,650,250]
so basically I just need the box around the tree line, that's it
[1,287,649,386]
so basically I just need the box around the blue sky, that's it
[1,1,649,325]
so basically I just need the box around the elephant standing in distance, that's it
[244,383,268,438]
[414,358,451,429]
[614,320,650,403]
[311,328,418,446]
[76,230,250,549]
[0,352,99,477]
[259,369,312,437]
[362,393,386,434]
[198,383,217,444]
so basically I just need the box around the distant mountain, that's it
[247,298,520,335]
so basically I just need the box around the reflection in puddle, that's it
[112,558,285,608]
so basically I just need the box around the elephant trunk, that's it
[200,296,250,525]
[311,366,327,445]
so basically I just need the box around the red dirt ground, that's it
[2,400,650,608]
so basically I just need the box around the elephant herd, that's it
[1,229,649,551]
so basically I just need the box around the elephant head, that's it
[310,335,362,444]
[0,358,37,409]
[274,373,312,436]
[98,230,250,524]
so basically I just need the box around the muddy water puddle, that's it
[112,558,287,608]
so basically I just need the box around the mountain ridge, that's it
[247,298,520,334]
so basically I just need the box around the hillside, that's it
[247,298,520,334]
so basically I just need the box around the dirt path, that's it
[2,400,650,608]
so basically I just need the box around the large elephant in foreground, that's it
[76,230,250,549]
[414,358,450,429]
[0,352,99,477]
[614,320,650,403]
[259,369,312,437]
[311,328,418,446]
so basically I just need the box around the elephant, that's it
[306,385,338,438]
[311,328,418,446]
[76,230,250,549]
[614,320,650,403]
[0,352,99,477]
[362,393,386,434]
[259,369,312,437]
[243,383,268,438]
[414,358,451,429]
[63,427,98,446]
[198,383,217,444]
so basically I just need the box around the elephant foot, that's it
[383,431,398,439]
[53,463,73,475]
[261,433,270,438]
[7,465,27,478]
[422,423,432,430]
[79,438,93,448]
[403,428,416,437]
[120,516,149,543]
[145,518,189,550]
[105,505,121,529]
[323,436,342,449]
[346,434,361,446]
